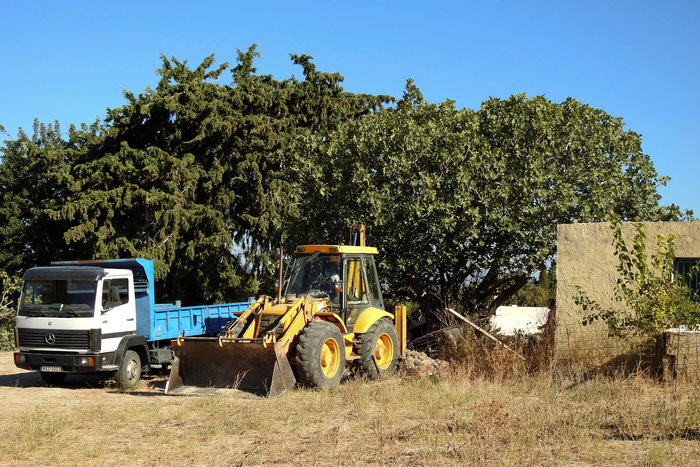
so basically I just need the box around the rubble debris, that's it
[401,349,445,376]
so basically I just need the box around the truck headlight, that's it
[14,354,25,363]
[75,356,95,366]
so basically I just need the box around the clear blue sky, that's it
[1,1,698,214]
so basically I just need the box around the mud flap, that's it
[165,338,296,397]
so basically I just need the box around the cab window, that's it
[102,278,129,309]
[363,256,384,309]
[346,257,369,304]
[286,254,343,306]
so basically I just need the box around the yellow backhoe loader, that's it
[165,227,406,396]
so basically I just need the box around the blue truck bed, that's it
[152,301,251,341]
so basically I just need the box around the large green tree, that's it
[290,84,685,317]
[0,120,103,274]
[47,46,390,303]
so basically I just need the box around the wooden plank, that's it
[445,308,526,361]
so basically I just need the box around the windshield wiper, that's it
[59,309,79,317]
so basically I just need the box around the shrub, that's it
[438,326,552,380]
[0,270,21,350]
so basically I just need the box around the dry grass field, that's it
[0,351,698,466]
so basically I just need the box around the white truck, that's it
[13,258,250,388]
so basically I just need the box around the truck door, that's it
[99,276,136,352]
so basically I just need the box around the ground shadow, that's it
[0,370,171,395]
[601,424,700,441]
[562,340,664,389]
[107,376,169,397]
[0,371,112,389]
[0,371,43,387]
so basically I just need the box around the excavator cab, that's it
[165,227,406,397]
[285,245,384,330]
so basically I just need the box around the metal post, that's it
[277,245,284,303]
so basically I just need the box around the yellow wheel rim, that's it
[320,338,341,378]
[374,333,394,370]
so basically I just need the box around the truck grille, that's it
[18,329,90,349]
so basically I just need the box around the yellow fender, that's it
[352,307,394,334]
[314,312,347,334]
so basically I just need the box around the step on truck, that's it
[13,258,251,388]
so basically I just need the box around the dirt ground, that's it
[0,350,441,402]
[1,351,697,466]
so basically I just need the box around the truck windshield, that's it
[18,280,97,318]
[286,254,342,307]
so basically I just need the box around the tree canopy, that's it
[288,84,686,316]
[1,46,390,304]
[0,48,687,315]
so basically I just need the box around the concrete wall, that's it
[555,222,700,366]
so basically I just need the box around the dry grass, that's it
[0,353,698,465]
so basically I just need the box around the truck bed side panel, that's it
[151,301,251,341]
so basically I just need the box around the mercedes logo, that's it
[44,333,56,345]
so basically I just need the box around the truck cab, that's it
[14,264,145,385]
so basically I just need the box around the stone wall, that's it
[664,329,700,382]
[555,222,700,366]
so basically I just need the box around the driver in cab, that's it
[316,261,342,304]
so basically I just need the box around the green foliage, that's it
[508,266,556,307]
[0,52,685,313]
[1,46,391,304]
[0,120,102,276]
[291,89,681,317]
[575,221,700,336]
[0,270,22,350]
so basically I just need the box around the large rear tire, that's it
[115,350,141,389]
[296,321,346,388]
[357,318,399,379]
[40,372,66,385]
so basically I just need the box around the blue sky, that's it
[1,1,698,214]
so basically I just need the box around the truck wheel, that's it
[115,350,141,389]
[296,321,346,388]
[357,318,399,379]
[40,372,66,385]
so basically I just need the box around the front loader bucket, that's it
[165,338,296,397]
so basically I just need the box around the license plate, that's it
[40,366,62,372]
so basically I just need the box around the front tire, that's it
[357,318,399,379]
[40,372,66,385]
[115,350,141,389]
[296,321,346,388]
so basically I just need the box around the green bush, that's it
[0,270,21,350]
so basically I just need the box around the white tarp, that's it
[489,305,550,336]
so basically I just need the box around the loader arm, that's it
[269,297,316,352]
[219,296,268,339]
